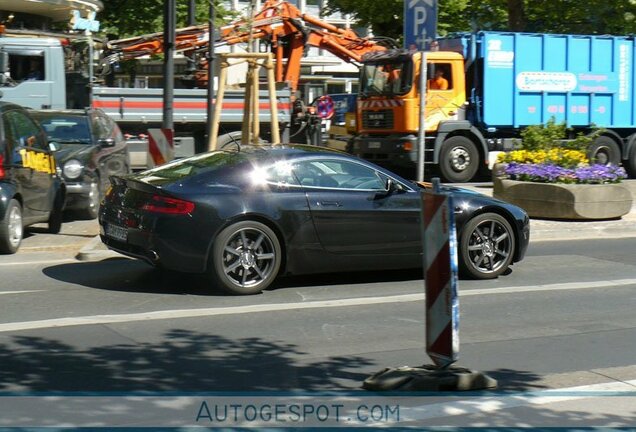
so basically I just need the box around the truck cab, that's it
[0,37,67,109]
[354,49,473,180]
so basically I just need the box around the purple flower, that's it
[503,163,626,184]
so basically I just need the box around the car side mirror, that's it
[48,142,59,152]
[385,178,404,192]
[378,177,404,197]
[98,138,116,148]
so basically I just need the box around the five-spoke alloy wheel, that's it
[459,212,515,279]
[210,220,282,295]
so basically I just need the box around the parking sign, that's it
[404,0,437,51]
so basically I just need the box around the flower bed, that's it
[493,120,632,220]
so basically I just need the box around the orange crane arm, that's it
[102,0,396,92]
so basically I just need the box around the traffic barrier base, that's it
[362,364,497,391]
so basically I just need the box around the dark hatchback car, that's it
[0,102,65,254]
[32,108,130,219]
[99,145,530,295]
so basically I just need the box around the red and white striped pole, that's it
[147,128,175,168]
[422,178,459,368]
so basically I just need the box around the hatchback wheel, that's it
[47,191,64,234]
[0,199,23,254]
[209,221,282,295]
[459,212,515,279]
[82,181,101,220]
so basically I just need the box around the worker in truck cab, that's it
[428,69,449,90]
[25,57,43,80]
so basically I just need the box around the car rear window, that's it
[133,149,272,186]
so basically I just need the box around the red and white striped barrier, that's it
[422,184,460,368]
[147,128,174,168]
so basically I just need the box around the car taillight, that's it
[0,154,5,179]
[141,194,195,214]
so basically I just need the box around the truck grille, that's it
[362,110,394,129]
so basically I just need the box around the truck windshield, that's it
[360,61,412,97]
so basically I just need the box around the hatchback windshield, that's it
[36,115,92,144]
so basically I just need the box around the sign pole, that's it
[362,173,497,390]
[417,52,427,182]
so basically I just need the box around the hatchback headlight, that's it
[63,159,84,179]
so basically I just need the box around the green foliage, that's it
[98,0,233,40]
[519,118,597,153]
[325,0,636,40]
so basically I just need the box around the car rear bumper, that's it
[99,213,211,273]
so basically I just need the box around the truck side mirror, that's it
[0,51,8,86]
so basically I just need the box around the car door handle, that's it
[318,201,342,207]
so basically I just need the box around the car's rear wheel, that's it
[209,220,282,295]
[0,199,23,254]
[459,212,515,279]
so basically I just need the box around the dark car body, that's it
[31,108,130,219]
[99,145,529,294]
[0,101,65,254]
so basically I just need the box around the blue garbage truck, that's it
[352,31,636,182]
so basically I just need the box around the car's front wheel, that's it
[459,212,515,279]
[0,199,23,254]
[209,221,282,295]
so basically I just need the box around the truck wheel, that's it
[626,145,636,178]
[208,220,282,295]
[588,136,620,166]
[0,199,23,254]
[439,136,479,183]
[216,131,243,150]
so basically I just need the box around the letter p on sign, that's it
[404,0,438,51]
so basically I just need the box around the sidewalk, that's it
[16,180,636,260]
[461,179,636,242]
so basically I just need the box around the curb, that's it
[75,235,124,261]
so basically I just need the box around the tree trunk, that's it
[507,0,526,31]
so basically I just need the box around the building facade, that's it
[0,0,102,36]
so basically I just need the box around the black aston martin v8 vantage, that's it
[99,145,530,295]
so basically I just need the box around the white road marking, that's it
[0,258,75,267]
[406,379,636,422]
[0,278,635,333]
[0,290,45,296]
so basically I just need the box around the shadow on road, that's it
[0,329,372,391]
[0,331,632,426]
[0,327,547,393]
[42,259,424,296]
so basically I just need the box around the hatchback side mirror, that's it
[98,138,116,148]
[48,142,59,152]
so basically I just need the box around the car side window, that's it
[5,110,46,149]
[293,159,385,190]
[263,161,300,187]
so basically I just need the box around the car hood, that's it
[54,144,97,164]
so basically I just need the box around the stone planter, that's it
[493,177,633,220]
